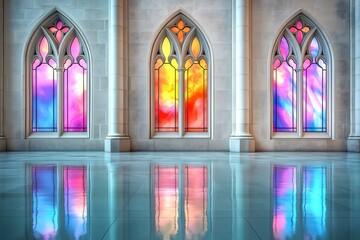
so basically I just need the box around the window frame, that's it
[270,14,333,139]
[25,13,91,139]
[150,14,212,139]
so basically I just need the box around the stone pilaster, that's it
[348,0,360,152]
[105,0,130,152]
[229,0,254,152]
[0,0,6,151]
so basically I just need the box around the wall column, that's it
[105,0,130,152]
[348,0,360,152]
[229,0,254,152]
[0,0,6,151]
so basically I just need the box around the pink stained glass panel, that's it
[273,37,297,132]
[273,166,297,240]
[63,166,87,239]
[303,37,326,132]
[32,37,57,132]
[63,37,87,132]
[154,165,179,238]
[184,166,208,239]
[49,20,70,43]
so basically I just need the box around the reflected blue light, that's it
[303,167,327,238]
[273,166,297,239]
[32,166,58,240]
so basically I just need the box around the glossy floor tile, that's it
[1,151,360,239]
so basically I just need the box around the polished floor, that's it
[1,151,360,239]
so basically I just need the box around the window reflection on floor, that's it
[32,166,58,240]
[184,166,208,239]
[154,164,208,239]
[154,165,179,239]
[64,166,87,239]
[31,165,87,240]
[272,166,297,240]
[303,166,327,239]
[272,165,327,240]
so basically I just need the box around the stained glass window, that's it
[171,19,191,44]
[49,20,70,43]
[185,38,208,132]
[272,14,331,137]
[155,37,179,132]
[63,37,87,132]
[273,37,297,132]
[289,20,310,44]
[32,36,57,132]
[303,38,327,132]
[153,15,210,136]
[28,15,89,136]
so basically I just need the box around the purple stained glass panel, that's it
[32,36,57,132]
[63,37,87,132]
[303,38,327,132]
[273,37,297,132]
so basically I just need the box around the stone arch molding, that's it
[149,9,214,138]
[270,10,334,139]
[24,8,91,138]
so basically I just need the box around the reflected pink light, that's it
[185,166,208,239]
[64,166,87,240]
[155,166,179,238]
[273,166,296,239]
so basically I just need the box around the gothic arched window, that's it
[271,13,332,138]
[26,11,90,137]
[151,13,211,138]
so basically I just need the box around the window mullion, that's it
[178,67,185,137]
[57,66,64,137]
[297,67,304,138]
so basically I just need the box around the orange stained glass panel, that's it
[155,37,179,132]
[185,57,208,132]
[171,19,191,44]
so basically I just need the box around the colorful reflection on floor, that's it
[31,165,87,240]
[154,165,208,239]
[32,166,58,240]
[2,152,359,239]
[272,165,327,240]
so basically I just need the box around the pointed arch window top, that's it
[49,19,70,43]
[171,19,191,44]
[289,20,310,44]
